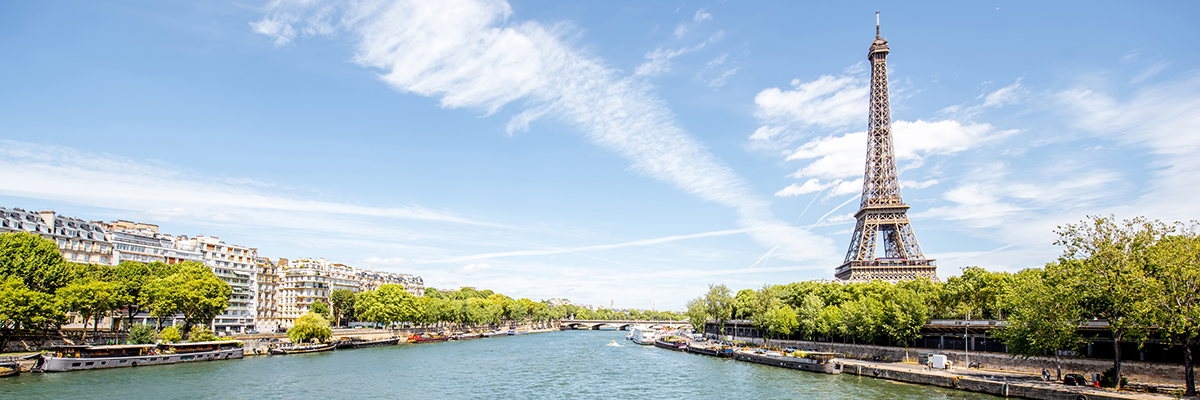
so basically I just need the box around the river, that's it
[2,330,1003,399]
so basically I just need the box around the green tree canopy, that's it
[0,232,74,293]
[289,311,332,344]
[142,261,231,336]
[57,278,123,339]
[1147,226,1200,395]
[330,289,356,327]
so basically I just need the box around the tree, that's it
[142,261,231,337]
[355,284,421,327]
[311,300,330,321]
[1147,227,1200,396]
[289,311,332,344]
[330,289,356,327]
[0,276,61,350]
[703,284,734,337]
[58,278,122,340]
[0,232,75,294]
[111,261,177,332]
[188,325,218,342]
[795,294,825,340]
[993,266,1085,380]
[685,298,707,336]
[880,288,927,348]
[1055,215,1169,389]
[759,305,799,344]
[841,297,883,343]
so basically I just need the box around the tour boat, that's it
[732,349,842,374]
[407,333,450,343]
[685,342,734,357]
[630,325,657,345]
[39,341,244,372]
[268,342,336,355]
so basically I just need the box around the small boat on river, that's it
[0,362,19,377]
[347,337,401,348]
[482,329,508,338]
[654,336,688,351]
[507,327,528,336]
[407,333,450,343]
[685,342,734,357]
[269,343,336,355]
[453,332,482,340]
[39,341,244,372]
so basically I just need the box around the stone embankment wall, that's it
[840,363,1140,400]
[755,338,1184,385]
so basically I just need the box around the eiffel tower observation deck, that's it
[835,13,938,282]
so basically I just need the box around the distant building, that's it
[99,221,203,265]
[545,298,572,308]
[255,257,283,333]
[356,269,424,297]
[0,207,114,266]
[177,236,258,334]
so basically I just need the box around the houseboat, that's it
[654,336,688,351]
[732,349,842,374]
[507,327,528,336]
[453,332,482,340]
[686,342,734,357]
[39,341,243,372]
[482,329,508,338]
[268,342,335,355]
[407,333,450,343]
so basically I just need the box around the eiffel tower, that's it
[835,13,937,282]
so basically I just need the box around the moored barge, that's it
[654,336,687,351]
[39,341,243,372]
[732,349,842,374]
[269,343,335,355]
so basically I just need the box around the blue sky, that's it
[1,1,1197,310]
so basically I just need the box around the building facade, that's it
[178,236,258,334]
[254,257,283,333]
[101,221,204,265]
[0,207,114,265]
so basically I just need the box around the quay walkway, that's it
[837,359,1181,400]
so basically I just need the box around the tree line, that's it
[685,216,1199,394]
[0,232,232,348]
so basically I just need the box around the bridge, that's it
[559,319,691,331]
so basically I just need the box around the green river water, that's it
[1,330,1003,399]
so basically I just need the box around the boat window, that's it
[180,355,194,360]
[120,360,127,363]
[71,363,81,367]
[85,362,94,366]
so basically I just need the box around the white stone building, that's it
[177,236,257,334]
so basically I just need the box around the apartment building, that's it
[0,207,114,265]
[178,236,257,334]
[100,221,204,265]
[254,257,283,333]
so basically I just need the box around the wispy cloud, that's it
[419,228,751,264]
[253,0,837,264]
[635,31,724,77]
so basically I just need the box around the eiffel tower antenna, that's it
[835,14,938,282]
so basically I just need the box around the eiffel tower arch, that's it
[835,14,938,282]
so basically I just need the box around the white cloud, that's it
[982,78,1023,108]
[753,74,867,139]
[635,31,724,77]
[674,23,688,38]
[707,67,738,88]
[363,257,414,266]
[457,263,492,273]
[252,0,837,264]
[693,9,712,22]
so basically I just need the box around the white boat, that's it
[39,341,243,372]
[630,325,657,345]
[507,327,528,335]
[482,329,508,338]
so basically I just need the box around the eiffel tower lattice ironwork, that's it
[835,13,938,282]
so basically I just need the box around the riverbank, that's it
[673,336,1189,400]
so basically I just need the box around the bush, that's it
[1099,367,1128,388]
[128,324,158,344]
[188,326,218,342]
[159,325,182,343]
[288,312,332,344]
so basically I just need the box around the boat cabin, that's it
[49,345,156,359]
[161,341,243,354]
[800,352,839,363]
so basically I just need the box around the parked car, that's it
[1063,373,1087,386]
